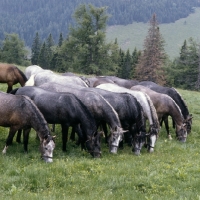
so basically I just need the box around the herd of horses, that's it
[0,63,193,163]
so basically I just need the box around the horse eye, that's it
[45,147,48,150]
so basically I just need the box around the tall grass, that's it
[106,7,200,59]
[0,81,199,200]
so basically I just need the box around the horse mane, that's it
[13,66,28,86]
[165,93,184,122]
[144,93,159,128]
[21,95,50,137]
[171,87,189,112]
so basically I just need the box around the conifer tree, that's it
[38,42,49,68]
[58,33,63,47]
[0,33,28,65]
[31,32,41,65]
[59,4,119,75]
[135,13,167,85]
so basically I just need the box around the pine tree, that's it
[31,32,41,65]
[58,4,119,75]
[135,13,167,85]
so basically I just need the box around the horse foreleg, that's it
[70,126,76,141]
[100,122,108,143]
[61,123,69,151]
[163,116,172,140]
[3,127,17,154]
[16,129,22,143]
[23,128,31,152]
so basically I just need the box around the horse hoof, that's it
[168,135,172,140]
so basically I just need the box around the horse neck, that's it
[24,96,50,139]
[137,92,159,129]
[168,98,184,126]
[171,88,189,118]
[14,68,27,86]
[134,100,146,132]
[70,96,97,136]
[100,97,122,131]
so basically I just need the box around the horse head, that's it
[176,123,187,142]
[146,124,159,153]
[40,135,56,163]
[184,114,193,134]
[108,127,126,154]
[132,131,146,155]
[85,131,102,158]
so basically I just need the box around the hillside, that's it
[106,7,200,59]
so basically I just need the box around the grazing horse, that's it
[0,92,55,162]
[131,85,187,142]
[26,68,89,87]
[38,82,126,154]
[96,83,160,152]
[84,76,115,87]
[25,65,53,79]
[86,87,148,155]
[138,81,192,133]
[0,63,27,93]
[104,76,139,89]
[12,86,101,158]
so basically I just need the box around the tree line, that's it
[0,0,199,46]
[0,4,200,91]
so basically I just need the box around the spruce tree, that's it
[31,32,41,65]
[58,33,63,47]
[38,42,49,68]
[135,13,167,85]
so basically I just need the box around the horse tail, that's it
[14,67,28,86]
[9,88,19,94]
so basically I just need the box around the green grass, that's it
[0,79,200,199]
[106,7,200,59]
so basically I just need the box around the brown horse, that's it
[0,91,55,162]
[131,85,187,142]
[0,63,27,93]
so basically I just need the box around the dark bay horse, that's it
[131,85,187,142]
[138,81,192,133]
[0,63,27,93]
[12,86,101,158]
[0,92,55,162]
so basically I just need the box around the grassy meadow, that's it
[106,7,200,59]
[0,66,199,199]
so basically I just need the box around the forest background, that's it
[0,0,200,90]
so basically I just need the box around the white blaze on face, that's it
[149,135,157,153]
[110,134,122,154]
[43,140,55,163]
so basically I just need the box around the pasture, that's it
[0,69,199,199]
